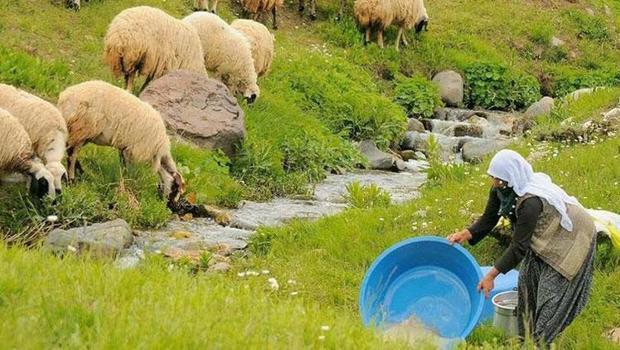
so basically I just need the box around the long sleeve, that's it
[494,197,543,274]
[468,188,501,246]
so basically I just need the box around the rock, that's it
[550,36,564,47]
[461,139,512,163]
[140,70,245,157]
[566,88,597,101]
[454,124,483,138]
[606,328,620,343]
[427,119,482,137]
[525,96,555,118]
[400,150,417,161]
[395,159,407,172]
[401,131,472,162]
[208,262,231,273]
[358,140,396,170]
[432,70,464,107]
[414,151,427,160]
[45,219,133,258]
[407,118,426,133]
[114,247,145,270]
[435,108,482,122]
[603,108,620,126]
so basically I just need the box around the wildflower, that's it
[321,325,331,331]
[261,270,270,275]
[290,291,299,296]
[268,277,279,291]
[287,279,297,285]
[237,272,246,278]
[46,215,58,223]
[67,245,77,252]
[318,336,325,341]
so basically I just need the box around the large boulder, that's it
[432,71,464,107]
[45,219,133,258]
[461,139,512,163]
[140,70,246,157]
[525,96,555,118]
[407,118,426,133]
[358,140,396,170]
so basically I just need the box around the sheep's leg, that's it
[67,143,83,182]
[125,72,135,93]
[211,0,218,13]
[298,0,304,13]
[336,0,345,20]
[402,31,409,47]
[272,7,278,30]
[309,0,316,20]
[395,27,403,52]
[364,27,370,45]
[377,30,384,48]
[43,131,68,192]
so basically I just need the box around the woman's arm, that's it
[493,197,543,273]
[467,188,501,245]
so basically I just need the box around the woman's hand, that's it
[478,267,500,299]
[447,229,473,245]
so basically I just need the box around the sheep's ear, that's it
[29,174,50,199]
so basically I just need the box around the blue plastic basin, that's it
[359,236,485,340]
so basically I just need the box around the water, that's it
[383,316,460,349]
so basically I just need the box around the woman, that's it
[448,149,596,345]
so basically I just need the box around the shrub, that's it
[464,62,541,110]
[549,67,620,98]
[394,76,444,118]
[343,181,391,209]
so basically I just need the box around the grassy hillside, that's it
[0,0,619,348]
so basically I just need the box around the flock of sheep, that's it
[0,5,277,206]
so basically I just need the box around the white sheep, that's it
[299,0,347,21]
[0,108,56,198]
[194,0,219,13]
[183,12,260,103]
[354,0,428,51]
[240,0,284,29]
[0,84,68,191]
[104,6,207,93]
[230,19,274,77]
[57,81,185,205]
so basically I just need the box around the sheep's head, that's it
[415,15,429,33]
[30,167,56,199]
[65,0,81,11]
[243,83,260,105]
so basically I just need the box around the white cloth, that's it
[487,149,581,231]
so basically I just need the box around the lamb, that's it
[194,0,219,13]
[299,0,347,21]
[0,108,56,198]
[240,0,284,29]
[57,81,185,205]
[230,19,274,77]
[354,0,429,51]
[0,84,68,192]
[183,12,260,103]
[104,6,207,93]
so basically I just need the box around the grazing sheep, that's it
[194,0,219,12]
[354,0,429,51]
[0,84,68,191]
[240,0,284,29]
[57,81,185,205]
[299,0,348,21]
[104,6,207,93]
[183,12,260,103]
[0,108,56,198]
[230,19,274,77]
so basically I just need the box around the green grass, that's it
[0,0,620,348]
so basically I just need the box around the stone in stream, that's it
[400,150,417,161]
[401,131,474,162]
[426,119,483,138]
[407,118,426,133]
[432,70,464,107]
[45,219,133,258]
[358,140,397,170]
[461,138,512,163]
[525,96,555,119]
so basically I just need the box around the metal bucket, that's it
[492,291,518,337]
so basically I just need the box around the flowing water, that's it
[383,316,460,349]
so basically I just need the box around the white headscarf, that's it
[487,149,581,231]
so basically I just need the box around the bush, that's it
[394,76,444,118]
[549,67,620,98]
[464,62,541,110]
[343,181,391,209]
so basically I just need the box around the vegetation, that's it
[0,0,619,348]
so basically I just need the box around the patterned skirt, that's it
[517,237,596,344]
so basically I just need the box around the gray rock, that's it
[230,199,347,230]
[525,96,555,118]
[208,262,232,273]
[566,88,597,101]
[432,70,464,107]
[114,256,141,270]
[427,119,482,138]
[313,170,426,204]
[454,124,483,138]
[461,139,512,163]
[140,70,245,157]
[400,150,417,161]
[45,219,133,258]
[402,131,472,162]
[550,36,565,47]
[358,140,396,170]
[407,118,426,132]
[603,108,620,126]
[414,151,427,160]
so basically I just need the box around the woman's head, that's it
[487,150,534,195]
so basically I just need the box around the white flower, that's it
[46,215,58,223]
[379,217,384,221]
[318,335,325,341]
[237,272,246,278]
[67,245,77,252]
[321,325,330,331]
[290,291,299,296]
[287,279,297,285]
[268,277,279,291]
[246,270,260,277]
[261,270,270,275]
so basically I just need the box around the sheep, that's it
[354,0,429,51]
[183,12,260,103]
[240,0,284,30]
[0,84,68,192]
[0,108,56,198]
[104,6,207,93]
[194,0,219,13]
[230,19,274,77]
[299,0,347,21]
[57,81,185,205]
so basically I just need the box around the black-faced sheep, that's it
[240,0,284,30]
[194,0,219,13]
[299,0,348,21]
[183,12,260,103]
[103,6,207,93]
[0,108,56,198]
[57,81,185,205]
[230,19,274,77]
